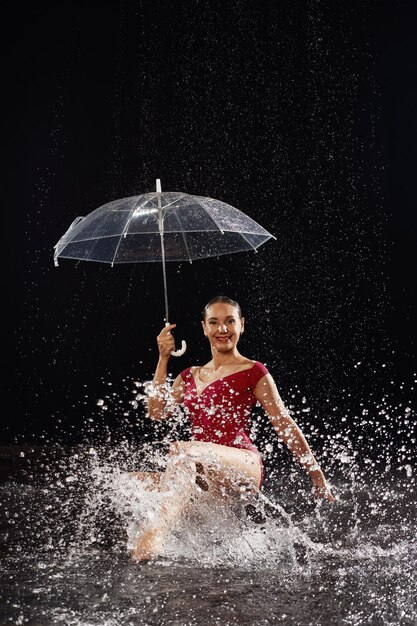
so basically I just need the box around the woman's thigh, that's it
[171,441,262,490]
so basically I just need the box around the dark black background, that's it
[3,1,416,465]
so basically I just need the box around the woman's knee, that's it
[165,442,210,490]
[170,441,215,462]
[167,441,204,462]
[166,442,197,476]
[167,441,192,458]
[167,441,181,457]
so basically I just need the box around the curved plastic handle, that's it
[165,322,187,357]
[171,340,187,357]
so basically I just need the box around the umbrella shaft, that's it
[160,232,169,323]
[158,193,169,323]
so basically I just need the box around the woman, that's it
[131,295,335,561]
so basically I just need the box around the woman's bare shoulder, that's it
[177,365,199,381]
[238,357,258,368]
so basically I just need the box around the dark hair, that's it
[202,295,243,320]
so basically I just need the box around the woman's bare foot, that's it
[131,527,166,562]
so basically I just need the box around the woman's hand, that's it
[312,482,336,503]
[310,471,336,502]
[157,324,177,359]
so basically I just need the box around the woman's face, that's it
[201,302,245,352]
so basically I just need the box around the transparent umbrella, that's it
[54,179,276,355]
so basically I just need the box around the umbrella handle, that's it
[165,323,187,357]
[171,340,187,357]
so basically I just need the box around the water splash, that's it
[1,374,416,625]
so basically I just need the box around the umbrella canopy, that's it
[54,185,274,266]
[54,180,276,355]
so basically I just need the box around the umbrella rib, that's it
[56,228,269,246]
[237,231,259,251]
[172,210,193,262]
[240,233,261,252]
[110,196,144,266]
[194,196,277,241]
[146,194,187,213]
[192,196,225,234]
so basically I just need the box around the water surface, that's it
[1,442,415,625]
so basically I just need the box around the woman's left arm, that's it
[254,373,335,502]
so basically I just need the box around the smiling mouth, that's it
[215,336,231,342]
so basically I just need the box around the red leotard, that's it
[179,361,269,487]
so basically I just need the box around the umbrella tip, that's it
[156,179,161,193]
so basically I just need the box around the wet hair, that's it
[202,295,243,320]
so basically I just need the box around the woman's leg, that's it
[131,441,263,561]
[189,442,263,491]
[131,442,197,560]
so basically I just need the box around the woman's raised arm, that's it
[147,324,185,420]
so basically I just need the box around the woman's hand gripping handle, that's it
[158,323,187,358]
